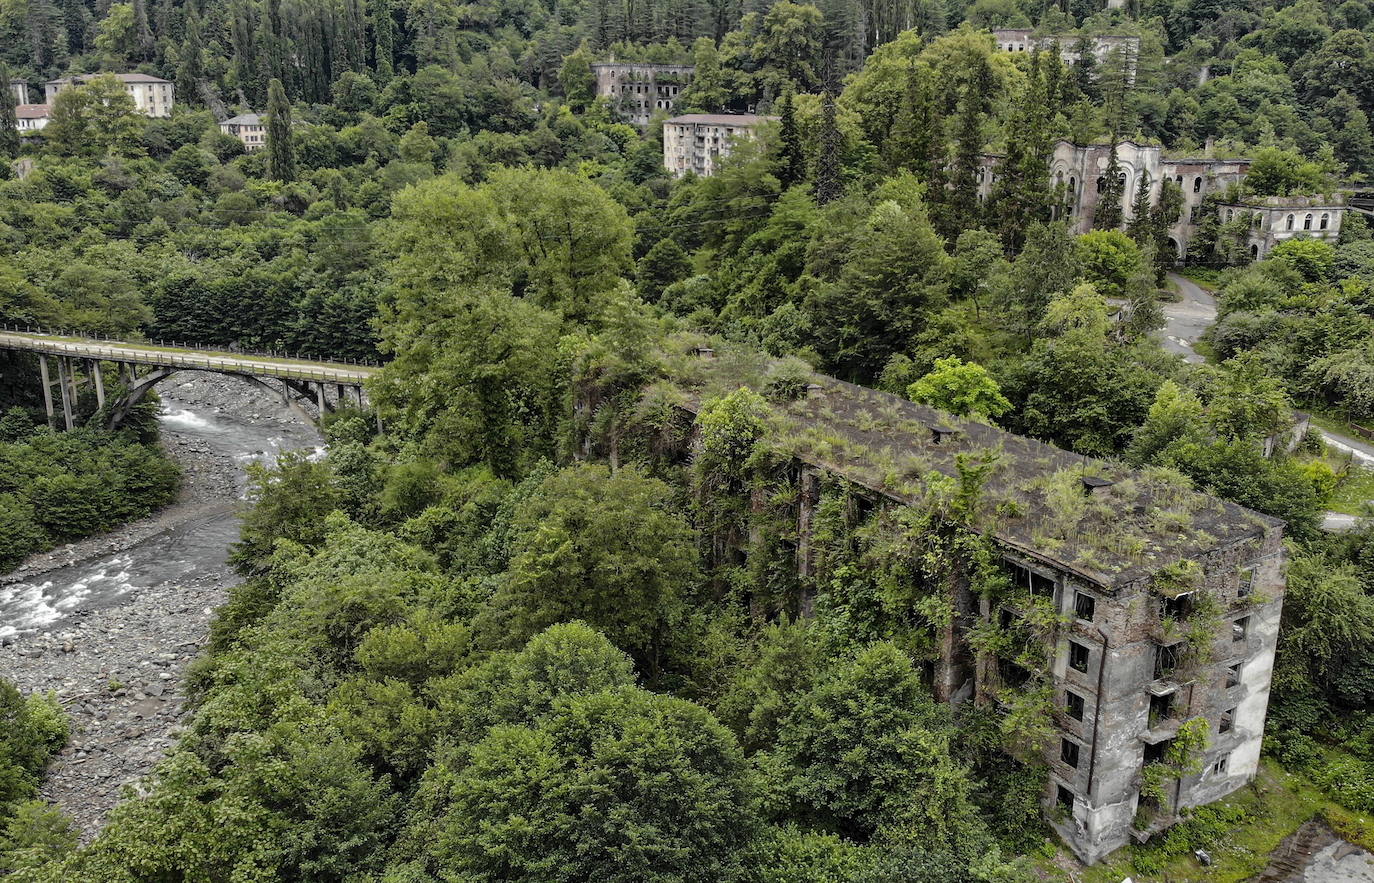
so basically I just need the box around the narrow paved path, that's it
[1161,272,1217,364]
[1161,273,1372,531]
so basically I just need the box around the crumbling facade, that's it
[592,62,693,126]
[220,113,266,152]
[662,113,772,177]
[992,29,1140,81]
[978,140,1339,262]
[585,344,1287,865]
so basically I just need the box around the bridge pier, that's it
[56,357,74,431]
[91,360,105,410]
[38,355,55,428]
[317,382,326,415]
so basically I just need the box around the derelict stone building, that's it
[580,342,1285,865]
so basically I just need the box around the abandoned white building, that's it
[1214,195,1346,261]
[662,113,772,177]
[15,104,51,132]
[219,113,266,152]
[978,140,1343,261]
[44,73,174,117]
[585,341,1286,866]
[592,62,694,126]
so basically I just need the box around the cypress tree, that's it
[1093,141,1125,230]
[947,57,990,237]
[266,77,295,182]
[0,64,18,160]
[815,91,842,204]
[177,9,205,108]
[370,0,395,81]
[1126,168,1153,242]
[775,89,804,188]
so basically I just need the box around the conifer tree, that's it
[0,64,19,160]
[815,91,842,204]
[266,77,295,182]
[776,89,804,188]
[1126,169,1153,242]
[177,9,205,108]
[1094,141,1125,230]
[886,66,944,183]
[370,0,396,81]
[947,57,990,237]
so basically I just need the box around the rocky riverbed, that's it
[0,373,320,838]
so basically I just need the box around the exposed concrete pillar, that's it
[38,354,55,427]
[56,357,74,431]
[91,360,105,409]
[316,382,326,415]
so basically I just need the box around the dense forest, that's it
[3,0,1374,877]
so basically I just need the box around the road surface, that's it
[1161,272,1216,364]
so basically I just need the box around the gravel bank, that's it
[0,373,319,839]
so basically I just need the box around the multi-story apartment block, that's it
[977,140,1340,261]
[44,73,174,117]
[15,104,51,132]
[662,113,772,177]
[219,113,266,152]
[592,62,694,126]
[585,344,1287,866]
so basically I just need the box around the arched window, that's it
[1069,176,1076,193]
[1304,213,1314,230]
[1097,176,1106,192]
[1321,213,1330,230]
[1286,214,1295,230]
[1193,176,1202,193]
[1251,244,1259,260]
[1175,174,1183,187]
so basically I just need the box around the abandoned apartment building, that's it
[588,343,1285,864]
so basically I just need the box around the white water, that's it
[0,390,320,641]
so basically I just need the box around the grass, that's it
[1033,759,1374,882]
[1174,267,1228,290]
[1327,461,1374,516]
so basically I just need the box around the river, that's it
[0,374,320,835]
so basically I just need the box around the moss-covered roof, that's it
[661,340,1280,590]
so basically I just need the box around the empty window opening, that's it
[1069,641,1091,673]
[1074,591,1096,622]
[1304,213,1314,230]
[1144,738,1170,765]
[1213,752,1230,775]
[1321,212,1330,230]
[1286,214,1295,230]
[1155,643,1182,680]
[1066,691,1085,721]
[1149,692,1174,727]
[1226,664,1241,689]
[1057,784,1075,811]
[1161,592,1194,621]
[1193,176,1202,193]
[1220,707,1235,734]
[1238,567,1254,599]
[1233,616,1250,642]
[1061,738,1080,768]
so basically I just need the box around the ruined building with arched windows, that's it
[977,141,1346,262]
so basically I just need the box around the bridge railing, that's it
[0,324,383,371]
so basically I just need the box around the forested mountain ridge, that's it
[3,0,1374,878]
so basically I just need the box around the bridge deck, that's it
[0,332,377,384]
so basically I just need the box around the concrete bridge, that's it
[0,328,380,430]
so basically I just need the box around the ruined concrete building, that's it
[583,342,1285,865]
[592,62,694,126]
[977,140,1345,262]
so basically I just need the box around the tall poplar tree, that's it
[815,91,842,204]
[177,8,205,108]
[776,88,804,188]
[0,64,19,160]
[266,77,295,182]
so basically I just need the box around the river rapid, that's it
[0,373,320,836]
